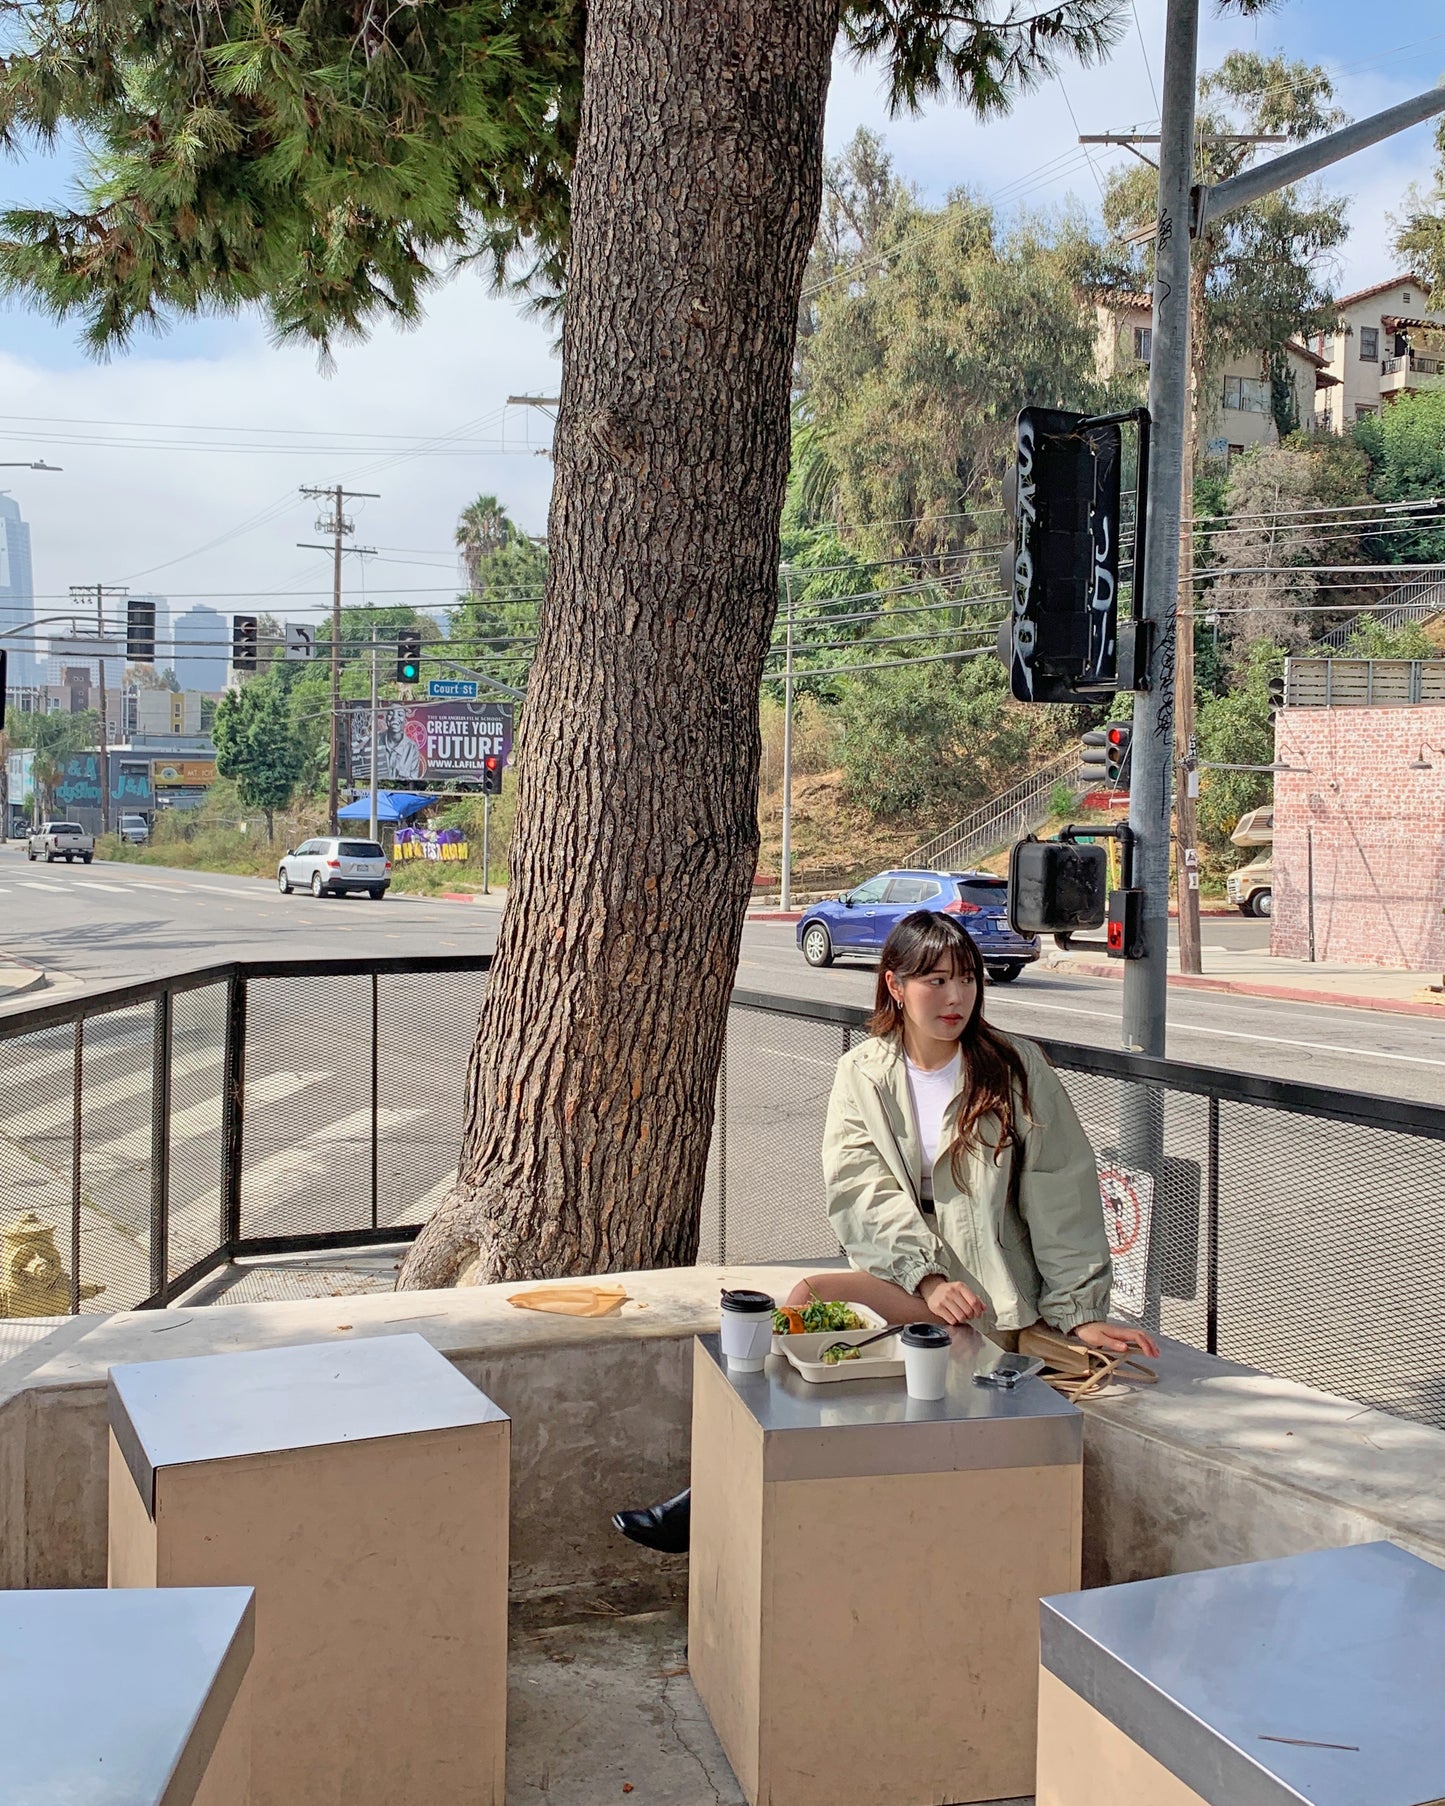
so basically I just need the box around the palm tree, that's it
[455,496,515,593]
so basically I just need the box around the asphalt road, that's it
[3,843,1443,1104]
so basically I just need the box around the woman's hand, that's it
[917,1274,984,1324]
[1074,1320,1160,1359]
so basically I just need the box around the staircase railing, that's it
[904,744,1082,873]
[1317,567,1445,650]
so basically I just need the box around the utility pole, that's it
[780,569,795,912]
[368,628,379,844]
[69,583,127,838]
[299,485,377,833]
[1120,0,1199,1058]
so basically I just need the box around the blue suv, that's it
[796,868,1040,983]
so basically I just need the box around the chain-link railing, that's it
[4,960,1444,1430]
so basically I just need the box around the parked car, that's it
[118,814,150,846]
[27,822,95,864]
[796,869,1040,981]
[277,837,391,899]
[1226,851,1272,917]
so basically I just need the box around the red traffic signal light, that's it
[1105,723,1132,788]
[481,754,503,796]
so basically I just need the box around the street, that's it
[4,844,1440,1104]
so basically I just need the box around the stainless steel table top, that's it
[1041,1540,1445,1806]
[0,1586,254,1806]
[700,1329,1081,1481]
[110,1331,508,1515]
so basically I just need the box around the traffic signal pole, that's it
[300,484,378,834]
[1122,0,1199,1060]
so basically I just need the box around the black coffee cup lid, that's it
[721,1288,775,1315]
[901,1321,951,1349]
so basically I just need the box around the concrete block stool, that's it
[689,1330,1083,1806]
[107,1332,510,1806]
[1038,1540,1445,1806]
[0,1584,254,1805]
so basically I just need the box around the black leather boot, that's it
[611,1487,691,1554]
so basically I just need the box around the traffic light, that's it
[1080,728,1109,785]
[1267,674,1285,724]
[231,614,258,673]
[126,596,157,664]
[1000,405,1124,705]
[480,754,503,796]
[1105,722,1133,788]
[396,631,422,685]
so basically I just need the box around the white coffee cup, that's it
[720,1289,775,1372]
[900,1322,952,1400]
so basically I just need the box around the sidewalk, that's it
[1051,942,1445,1019]
[0,953,47,1003]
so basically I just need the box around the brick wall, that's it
[1271,706,1445,970]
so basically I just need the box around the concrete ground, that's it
[506,1601,1032,1806]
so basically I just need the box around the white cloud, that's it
[1,0,1441,622]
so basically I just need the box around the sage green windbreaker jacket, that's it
[820,1029,1112,1334]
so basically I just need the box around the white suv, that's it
[278,837,391,899]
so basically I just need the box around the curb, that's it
[747,909,805,923]
[0,959,49,1002]
[1055,957,1445,1020]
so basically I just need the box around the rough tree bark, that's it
[398,0,837,1287]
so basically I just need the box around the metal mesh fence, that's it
[6,961,1445,1437]
[240,975,374,1243]
[77,1005,156,1313]
[376,970,485,1229]
[166,983,229,1283]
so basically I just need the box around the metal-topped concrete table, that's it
[1037,1540,1445,1806]
[0,1585,254,1806]
[688,1330,1083,1806]
[107,1332,510,1806]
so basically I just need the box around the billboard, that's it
[153,759,217,788]
[346,699,514,786]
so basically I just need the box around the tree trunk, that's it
[398,0,837,1288]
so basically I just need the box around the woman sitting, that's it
[613,909,1156,1553]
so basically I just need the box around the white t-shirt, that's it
[905,1050,961,1205]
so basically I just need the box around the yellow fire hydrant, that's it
[1,1212,104,1317]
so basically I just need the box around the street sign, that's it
[1095,1157,1155,1319]
[284,622,314,661]
[428,679,478,699]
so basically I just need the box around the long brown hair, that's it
[870,909,1032,1182]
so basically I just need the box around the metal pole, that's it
[149,989,173,1306]
[1205,1095,1220,1355]
[71,1018,83,1314]
[1307,827,1316,963]
[1196,83,1445,232]
[95,584,111,839]
[780,571,795,913]
[368,628,379,843]
[328,483,343,834]
[221,973,247,1250]
[1122,0,1199,1061]
[482,792,491,895]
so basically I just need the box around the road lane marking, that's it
[994,996,1445,1070]
[0,1047,224,1136]
[75,881,135,893]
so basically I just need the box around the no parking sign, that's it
[1095,1157,1155,1319]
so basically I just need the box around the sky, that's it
[0,0,1442,645]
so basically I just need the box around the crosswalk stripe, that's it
[90,1070,320,1168]
[2,1047,225,1138]
[18,881,67,891]
[77,881,135,893]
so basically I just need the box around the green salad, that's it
[772,1301,867,1335]
[820,1344,862,1366]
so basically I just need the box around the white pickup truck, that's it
[28,821,96,864]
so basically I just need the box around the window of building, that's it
[1132,326,1152,364]
[1321,334,1336,359]
[1359,327,1379,362]
[1355,403,1378,421]
[1223,375,1269,413]
[1227,444,1246,466]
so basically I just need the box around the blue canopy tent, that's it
[336,791,434,824]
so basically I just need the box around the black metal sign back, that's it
[1006,406,1133,704]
